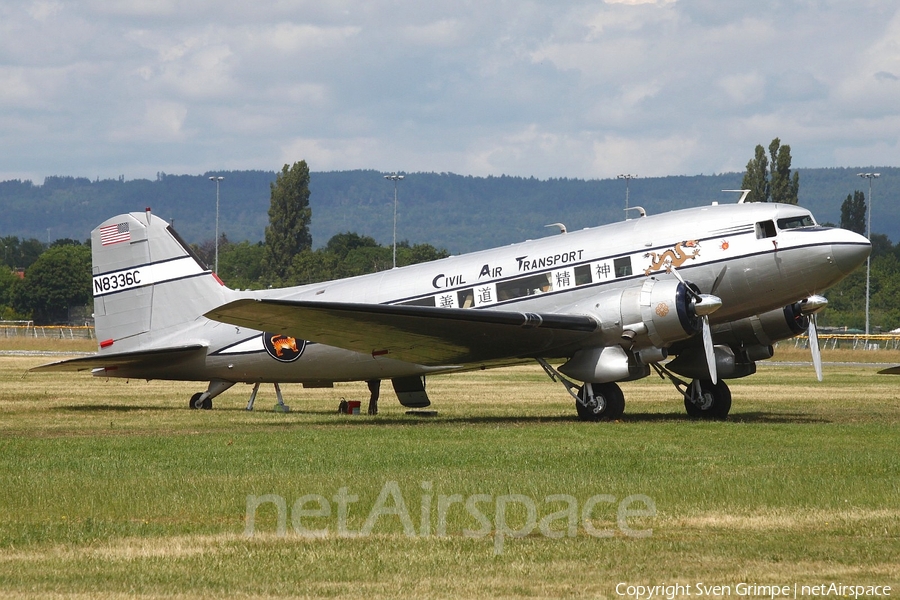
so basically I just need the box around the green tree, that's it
[219,241,266,289]
[840,190,866,235]
[325,232,380,259]
[263,161,312,283]
[768,138,799,204]
[740,138,800,204]
[11,244,91,324]
[286,233,449,285]
[0,268,25,320]
[740,144,769,203]
[0,236,45,270]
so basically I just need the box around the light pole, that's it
[617,174,637,219]
[384,173,404,268]
[209,176,224,273]
[857,172,880,337]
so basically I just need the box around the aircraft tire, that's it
[575,382,625,421]
[201,396,213,410]
[189,392,203,410]
[683,379,731,420]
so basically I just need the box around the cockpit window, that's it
[777,215,816,230]
[755,220,777,239]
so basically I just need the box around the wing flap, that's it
[30,344,208,373]
[205,299,598,365]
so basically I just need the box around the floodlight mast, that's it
[209,176,224,273]
[857,172,880,337]
[384,173,405,268]
[617,174,637,219]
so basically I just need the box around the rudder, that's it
[91,210,230,352]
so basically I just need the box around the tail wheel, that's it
[684,379,731,420]
[576,382,625,421]
[189,392,212,410]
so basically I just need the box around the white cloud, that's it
[108,101,189,143]
[0,1,898,182]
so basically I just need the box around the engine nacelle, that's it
[713,302,808,348]
[667,345,759,380]
[574,277,700,349]
[559,345,650,383]
[558,278,706,383]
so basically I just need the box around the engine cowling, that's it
[580,277,701,347]
[713,302,809,348]
[559,277,708,383]
[667,301,819,381]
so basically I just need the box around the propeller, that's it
[800,295,828,382]
[669,266,725,384]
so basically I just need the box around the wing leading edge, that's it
[205,299,599,365]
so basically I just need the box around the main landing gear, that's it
[537,359,625,421]
[682,379,732,420]
[539,358,733,421]
[575,382,625,421]
[650,363,732,420]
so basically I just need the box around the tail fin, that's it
[91,210,231,352]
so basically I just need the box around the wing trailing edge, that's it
[205,299,598,365]
[30,344,208,373]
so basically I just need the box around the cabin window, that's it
[399,296,436,307]
[755,220,777,239]
[457,289,475,308]
[574,264,592,285]
[614,257,633,278]
[777,215,815,230]
[496,273,552,301]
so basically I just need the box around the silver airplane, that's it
[33,199,870,420]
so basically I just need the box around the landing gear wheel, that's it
[575,382,625,421]
[684,379,731,420]
[189,392,213,410]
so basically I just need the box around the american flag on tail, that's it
[99,222,131,246]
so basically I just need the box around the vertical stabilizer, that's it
[91,212,231,352]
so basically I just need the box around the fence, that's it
[788,333,900,351]
[0,324,95,340]
[0,325,898,349]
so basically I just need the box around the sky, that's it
[1,0,898,184]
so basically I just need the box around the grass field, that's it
[1,339,898,598]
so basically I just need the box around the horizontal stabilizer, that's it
[877,365,900,375]
[30,345,208,373]
[205,299,598,365]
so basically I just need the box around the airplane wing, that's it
[30,345,208,373]
[877,366,900,375]
[205,299,598,365]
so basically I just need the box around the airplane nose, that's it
[831,232,871,275]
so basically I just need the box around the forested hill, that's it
[1,167,897,254]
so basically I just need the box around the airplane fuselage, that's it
[128,201,868,384]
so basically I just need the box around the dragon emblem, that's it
[644,240,701,276]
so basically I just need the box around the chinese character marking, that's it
[596,263,611,279]
[439,295,455,308]
[477,287,493,304]
[555,271,571,288]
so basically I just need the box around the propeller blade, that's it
[702,315,717,384]
[809,313,823,382]
[710,265,728,295]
